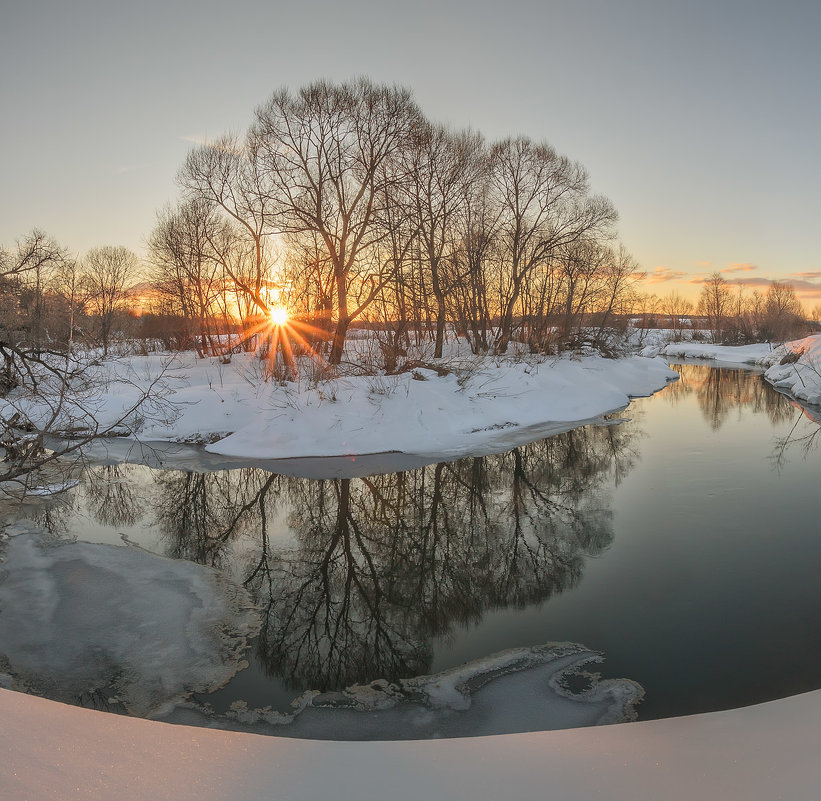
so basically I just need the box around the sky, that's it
[2,0,820,306]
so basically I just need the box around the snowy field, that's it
[2,686,820,801]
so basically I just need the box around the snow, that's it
[651,339,778,365]
[1,686,820,801]
[762,334,821,405]
[2,340,820,797]
[4,350,678,463]
[0,529,259,717]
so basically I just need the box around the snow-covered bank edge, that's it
[2,686,819,801]
[5,352,679,469]
[648,334,821,407]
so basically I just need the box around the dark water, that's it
[6,363,821,722]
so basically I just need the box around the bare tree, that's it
[407,126,486,357]
[250,78,425,364]
[761,281,805,342]
[489,137,616,354]
[661,290,693,339]
[697,272,732,342]
[83,246,138,355]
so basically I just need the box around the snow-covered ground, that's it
[2,686,820,801]
[2,350,679,462]
[760,334,821,405]
[2,337,821,798]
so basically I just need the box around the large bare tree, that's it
[250,78,425,364]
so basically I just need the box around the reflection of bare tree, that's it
[666,363,795,429]
[144,423,638,694]
[153,469,280,569]
[83,465,139,527]
[770,405,821,471]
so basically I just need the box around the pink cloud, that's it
[642,266,689,285]
[721,263,756,273]
[790,271,821,280]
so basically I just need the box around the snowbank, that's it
[2,686,819,801]
[649,340,778,365]
[3,351,678,462]
[762,334,821,405]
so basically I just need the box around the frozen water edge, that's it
[0,529,641,740]
[165,643,643,740]
[70,410,629,479]
[0,529,260,717]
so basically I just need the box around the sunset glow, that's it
[269,306,289,326]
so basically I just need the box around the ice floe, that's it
[0,529,259,717]
[168,643,642,739]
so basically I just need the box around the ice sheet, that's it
[168,642,643,740]
[0,531,259,717]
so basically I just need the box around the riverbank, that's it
[643,333,821,405]
[2,350,679,461]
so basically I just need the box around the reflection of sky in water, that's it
[3,363,821,723]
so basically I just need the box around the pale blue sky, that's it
[2,0,819,302]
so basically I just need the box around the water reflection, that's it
[665,363,795,429]
[185,425,634,691]
[66,422,635,694]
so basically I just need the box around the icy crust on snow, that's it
[169,643,643,740]
[762,335,821,406]
[0,529,260,717]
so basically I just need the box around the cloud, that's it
[790,271,821,280]
[693,260,712,268]
[642,266,689,285]
[180,134,208,146]
[723,276,821,301]
[179,134,241,155]
[721,263,756,273]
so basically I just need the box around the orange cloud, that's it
[725,276,821,302]
[693,260,712,268]
[722,263,756,273]
[643,266,689,284]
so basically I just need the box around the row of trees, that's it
[0,231,138,378]
[633,274,814,344]
[148,78,636,367]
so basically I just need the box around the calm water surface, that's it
[5,363,821,722]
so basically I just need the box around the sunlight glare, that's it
[269,306,289,326]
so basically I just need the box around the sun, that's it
[269,306,289,326]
